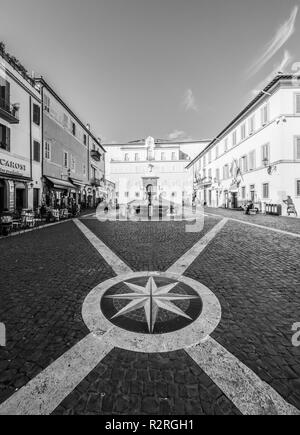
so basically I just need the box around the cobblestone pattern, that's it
[52,348,241,415]
[205,207,300,234]
[0,222,114,404]
[185,220,300,409]
[82,218,220,272]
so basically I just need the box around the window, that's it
[203,169,206,179]
[263,183,269,199]
[223,165,229,179]
[208,169,212,179]
[135,153,139,162]
[125,154,129,162]
[262,143,270,166]
[232,131,237,147]
[216,168,220,181]
[135,192,140,198]
[208,150,212,163]
[172,152,176,161]
[261,104,269,126]
[215,146,219,159]
[0,77,10,106]
[44,95,50,112]
[33,104,40,126]
[71,156,76,172]
[61,114,68,128]
[241,123,246,140]
[249,115,255,135]
[125,192,129,198]
[72,121,76,136]
[83,134,87,146]
[203,155,207,167]
[242,156,248,172]
[224,138,228,152]
[295,94,300,114]
[33,141,40,162]
[161,153,166,161]
[242,187,246,199]
[297,180,300,196]
[45,141,51,160]
[0,123,10,151]
[249,150,256,171]
[295,137,300,160]
[63,152,68,168]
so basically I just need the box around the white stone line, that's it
[73,218,133,275]
[0,333,114,416]
[187,337,300,416]
[205,212,300,239]
[0,219,70,241]
[167,218,229,275]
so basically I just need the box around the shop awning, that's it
[44,176,75,190]
[70,178,86,188]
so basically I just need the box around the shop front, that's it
[0,152,31,212]
[69,178,87,208]
[43,176,76,208]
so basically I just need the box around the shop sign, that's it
[0,151,30,178]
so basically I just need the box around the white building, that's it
[0,44,42,212]
[187,75,300,217]
[104,137,209,204]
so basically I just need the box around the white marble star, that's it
[105,277,199,333]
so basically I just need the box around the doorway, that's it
[0,180,6,212]
[231,192,238,209]
[16,186,26,211]
[33,188,40,210]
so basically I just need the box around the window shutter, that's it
[296,138,300,160]
[296,95,300,114]
[6,126,10,151]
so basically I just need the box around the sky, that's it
[1,0,300,143]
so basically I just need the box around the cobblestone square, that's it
[0,211,299,415]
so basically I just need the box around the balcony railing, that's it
[90,178,105,187]
[0,98,20,124]
[90,149,102,162]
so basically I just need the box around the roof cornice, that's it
[186,74,300,169]
[35,77,106,153]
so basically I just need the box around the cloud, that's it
[167,130,187,140]
[182,89,198,112]
[251,50,293,96]
[247,6,298,77]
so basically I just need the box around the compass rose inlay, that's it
[102,276,202,334]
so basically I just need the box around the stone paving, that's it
[205,207,300,234]
[0,213,300,415]
[52,349,241,415]
[82,218,220,272]
[185,220,300,409]
[0,221,114,403]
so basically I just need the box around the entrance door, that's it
[33,188,40,210]
[208,190,212,206]
[231,192,238,209]
[16,188,26,211]
[0,181,5,211]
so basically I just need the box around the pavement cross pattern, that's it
[0,211,299,415]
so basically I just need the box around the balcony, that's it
[90,149,102,162]
[90,178,104,187]
[0,98,20,124]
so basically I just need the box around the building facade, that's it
[187,75,300,217]
[36,79,106,209]
[0,44,42,213]
[104,137,209,205]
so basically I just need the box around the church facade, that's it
[104,137,209,205]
